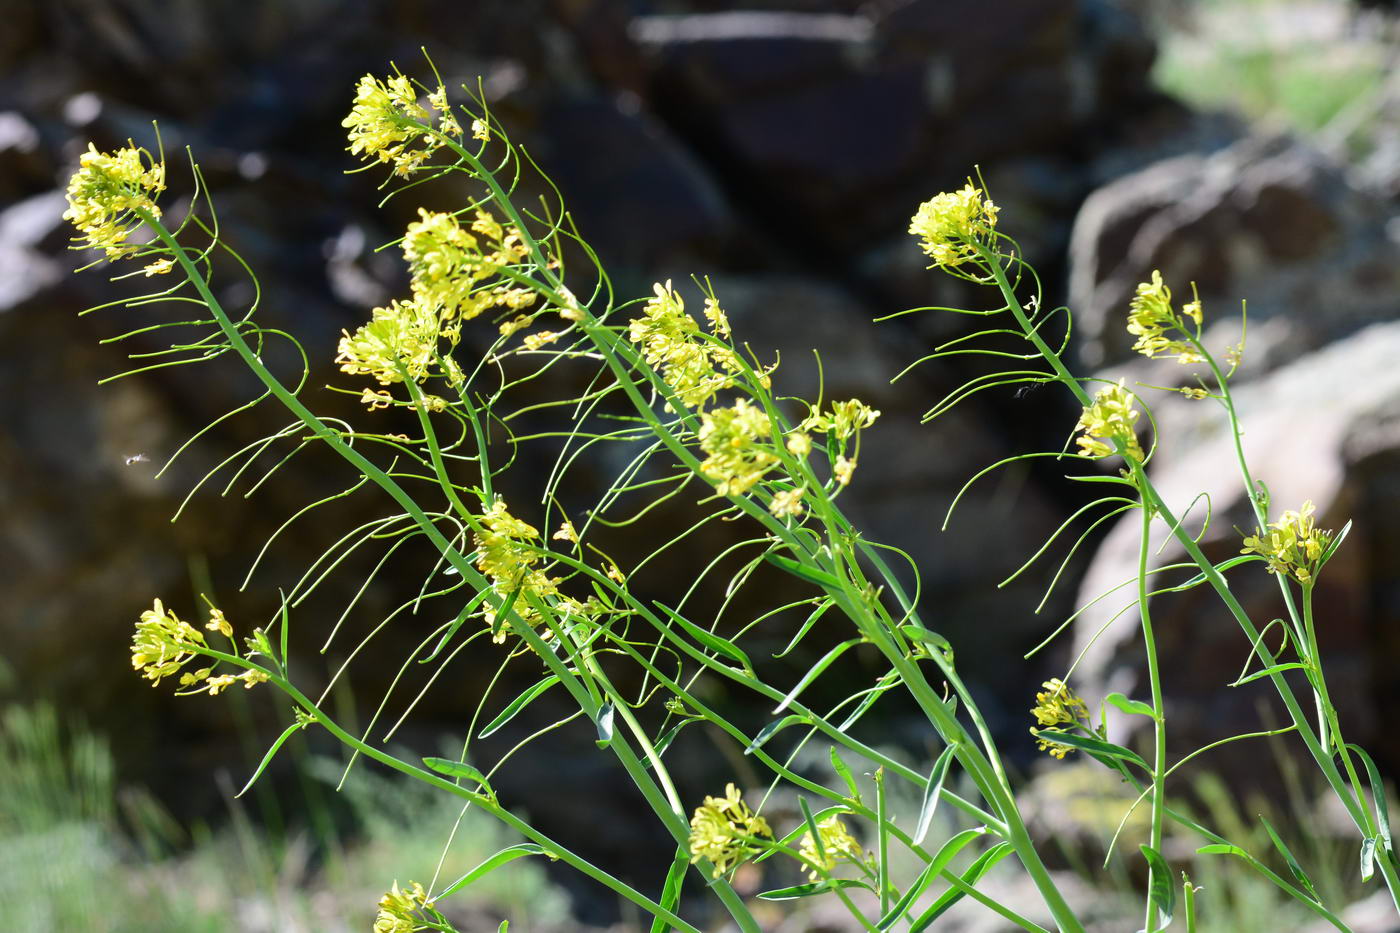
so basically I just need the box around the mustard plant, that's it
[66,59,1396,932]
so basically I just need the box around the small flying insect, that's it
[124,453,150,466]
[1014,383,1042,400]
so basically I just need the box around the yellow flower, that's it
[373,881,431,933]
[1241,500,1333,585]
[697,399,780,496]
[1029,678,1091,759]
[205,607,233,639]
[908,182,999,270]
[688,784,772,878]
[552,521,578,543]
[785,432,812,457]
[142,258,174,276]
[799,399,880,442]
[343,74,459,177]
[335,298,442,386]
[401,208,532,322]
[522,330,560,351]
[473,499,572,643]
[833,455,856,486]
[798,815,865,881]
[1126,271,1204,363]
[768,487,806,518]
[1074,379,1143,461]
[627,280,745,410]
[131,598,206,687]
[63,142,167,260]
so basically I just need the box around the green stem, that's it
[1130,475,1168,933]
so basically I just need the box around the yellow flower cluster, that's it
[131,599,266,695]
[343,73,462,177]
[472,500,598,643]
[335,298,443,386]
[697,399,780,496]
[1029,678,1090,759]
[688,783,772,878]
[1241,500,1333,585]
[403,208,532,321]
[337,208,538,389]
[798,815,865,881]
[799,398,880,443]
[131,598,206,687]
[373,881,432,933]
[1126,270,1204,363]
[908,183,999,269]
[1073,379,1143,461]
[627,281,746,410]
[62,143,167,260]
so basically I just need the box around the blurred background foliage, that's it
[4,0,1400,929]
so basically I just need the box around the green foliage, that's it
[62,54,1399,931]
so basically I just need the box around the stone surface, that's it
[1070,134,1400,369]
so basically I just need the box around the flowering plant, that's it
[67,62,1395,932]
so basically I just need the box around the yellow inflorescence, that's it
[132,599,265,696]
[1029,678,1091,759]
[1126,270,1204,363]
[697,398,780,496]
[1241,500,1333,585]
[797,815,865,881]
[908,183,999,270]
[343,73,462,177]
[627,281,746,410]
[1074,379,1143,462]
[688,783,772,878]
[63,143,167,260]
[373,880,432,933]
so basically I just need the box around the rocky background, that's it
[5,0,1400,928]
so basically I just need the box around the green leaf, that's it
[1259,814,1318,901]
[830,746,861,802]
[1361,835,1377,883]
[423,757,490,790]
[758,879,871,901]
[653,603,753,674]
[914,745,956,845]
[478,675,560,738]
[1141,844,1175,926]
[1230,662,1311,688]
[424,588,492,663]
[911,841,1012,931]
[1104,691,1157,720]
[763,553,842,590]
[1033,729,1149,770]
[595,701,615,749]
[1196,844,1350,930]
[237,721,303,798]
[437,844,548,899]
[922,827,987,881]
[1347,744,1393,856]
[774,638,863,714]
[875,861,937,930]
[744,714,807,755]
[646,720,689,767]
[774,599,834,658]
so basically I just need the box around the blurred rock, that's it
[1071,134,1400,369]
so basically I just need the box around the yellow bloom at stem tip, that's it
[1241,500,1334,585]
[63,142,167,260]
[343,73,461,177]
[908,182,999,270]
[1126,270,1205,363]
[688,783,772,878]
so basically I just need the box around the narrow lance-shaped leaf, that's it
[774,638,863,714]
[1141,844,1175,927]
[914,744,956,845]
[478,675,561,738]
[437,844,549,900]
